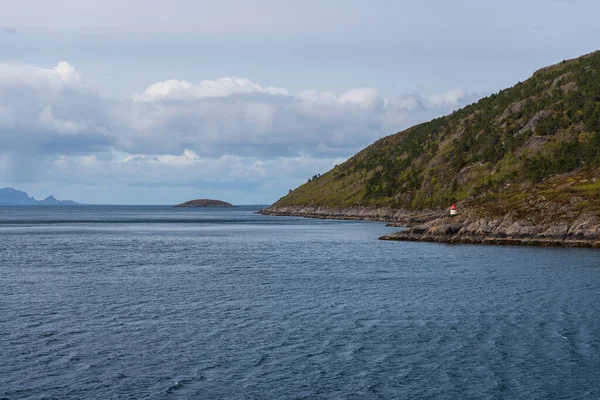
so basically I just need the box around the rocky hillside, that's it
[263,50,600,246]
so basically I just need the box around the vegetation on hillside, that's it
[274,51,600,215]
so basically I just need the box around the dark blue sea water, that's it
[1,206,600,399]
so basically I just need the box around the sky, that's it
[0,0,598,204]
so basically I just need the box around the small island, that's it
[174,199,235,208]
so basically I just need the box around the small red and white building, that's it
[450,204,458,216]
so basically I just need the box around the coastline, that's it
[257,205,443,224]
[380,231,600,248]
[259,205,600,248]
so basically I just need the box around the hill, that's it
[0,188,79,206]
[174,199,235,207]
[262,50,600,247]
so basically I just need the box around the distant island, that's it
[174,199,235,208]
[0,188,79,206]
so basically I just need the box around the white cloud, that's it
[0,60,472,158]
[338,88,382,107]
[0,60,476,202]
[39,106,85,135]
[426,88,466,108]
[0,61,113,157]
[122,149,200,166]
[135,77,289,101]
[53,61,82,85]
[17,150,344,197]
[0,61,91,93]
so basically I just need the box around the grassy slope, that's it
[273,50,600,219]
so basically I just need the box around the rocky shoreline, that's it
[259,206,600,248]
[381,212,600,248]
[257,205,443,224]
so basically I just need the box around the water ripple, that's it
[1,206,600,399]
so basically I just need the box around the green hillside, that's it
[273,50,600,218]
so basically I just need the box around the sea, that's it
[1,205,599,399]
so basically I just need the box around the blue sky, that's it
[0,0,598,204]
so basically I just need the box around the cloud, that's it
[134,77,289,101]
[124,82,469,158]
[0,60,477,202]
[426,89,467,108]
[0,60,473,159]
[0,149,344,203]
[0,61,113,157]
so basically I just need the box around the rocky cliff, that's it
[380,211,600,248]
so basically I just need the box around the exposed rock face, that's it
[516,110,553,136]
[380,212,600,248]
[499,98,529,121]
[568,214,600,239]
[174,199,235,207]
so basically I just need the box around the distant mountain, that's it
[39,195,79,206]
[0,188,80,206]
